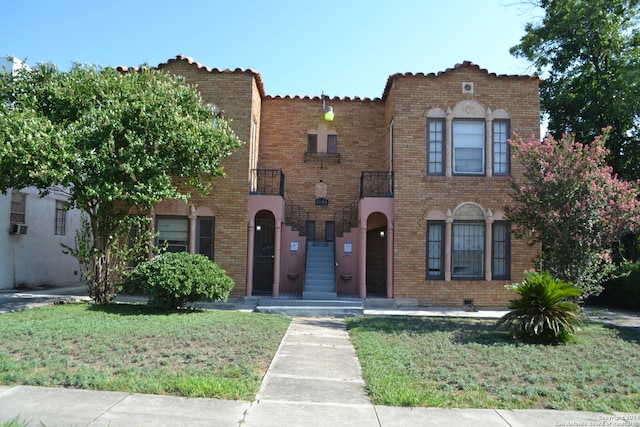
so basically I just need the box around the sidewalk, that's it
[0,286,639,426]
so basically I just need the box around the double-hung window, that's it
[492,120,510,175]
[156,217,189,253]
[427,119,445,175]
[452,120,484,175]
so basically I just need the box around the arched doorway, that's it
[366,212,387,297]
[253,210,275,295]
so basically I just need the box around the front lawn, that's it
[347,316,640,413]
[0,303,290,400]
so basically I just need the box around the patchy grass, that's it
[347,316,640,413]
[0,303,290,400]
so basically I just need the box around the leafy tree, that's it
[0,61,242,303]
[511,0,640,178]
[506,131,640,297]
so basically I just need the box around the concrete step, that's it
[256,298,363,317]
[302,291,338,300]
[258,298,362,308]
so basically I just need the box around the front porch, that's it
[247,169,395,301]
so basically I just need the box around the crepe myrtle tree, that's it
[0,60,242,303]
[506,130,640,298]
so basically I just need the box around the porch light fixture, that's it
[322,92,334,121]
[256,225,262,232]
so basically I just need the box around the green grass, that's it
[0,303,290,400]
[346,316,640,413]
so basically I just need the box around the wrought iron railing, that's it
[250,169,284,196]
[285,198,309,235]
[334,201,358,237]
[360,171,394,198]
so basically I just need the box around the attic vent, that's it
[462,82,474,94]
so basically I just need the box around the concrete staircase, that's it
[302,241,337,300]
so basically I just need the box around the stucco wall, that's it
[1,188,83,289]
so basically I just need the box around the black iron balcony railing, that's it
[360,171,394,198]
[334,201,358,237]
[250,169,284,196]
[285,198,309,235]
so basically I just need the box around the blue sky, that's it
[4,0,542,99]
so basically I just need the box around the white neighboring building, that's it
[1,57,83,289]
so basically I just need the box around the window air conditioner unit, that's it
[9,223,28,235]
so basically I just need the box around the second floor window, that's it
[492,120,510,176]
[427,119,445,175]
[307,134,318,153]
[453,120,484,175]
[327,134,338,154]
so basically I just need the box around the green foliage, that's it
[124,252,234,310]
[511,0,640,178]
[588,261,640,310]
[497,271,583,344]
[507,132,640,297]
[0,60,242,303]
[63,214,153,302]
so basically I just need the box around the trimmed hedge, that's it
[123,252,234,310]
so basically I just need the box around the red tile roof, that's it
[118,56,538,102]
[381,60,540,100]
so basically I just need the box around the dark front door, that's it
[253,215,275,295]
[306,220,316,242]
[325,221,335,242]
[366,227,387,296]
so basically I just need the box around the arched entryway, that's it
[253,210,275,295]
[366,212,388,297]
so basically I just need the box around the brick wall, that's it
[158,58,260,300]
[259,96,386,238]
[388,64,541,308]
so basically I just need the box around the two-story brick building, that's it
[127,54,540,308]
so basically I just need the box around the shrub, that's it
[123,252,234,310]
[587,261,640,311]
[496,271,583,344]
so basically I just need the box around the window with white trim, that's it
[453,120,485,175]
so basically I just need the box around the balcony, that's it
[250,169,284,196]
[360,171,394,198]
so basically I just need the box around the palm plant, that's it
[497,271,583,344]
